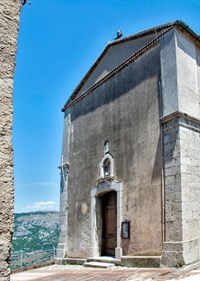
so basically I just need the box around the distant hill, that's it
[12,211,59,252]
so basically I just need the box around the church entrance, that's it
[101,191,117,256]
[90,180,122,259]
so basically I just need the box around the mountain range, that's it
[12,211,59,253]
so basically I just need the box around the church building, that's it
[57,21,200,267]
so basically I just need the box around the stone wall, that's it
[161,115,183,266]
[180,118,200,264]
[161,113,200,266]
[0,1,21,280]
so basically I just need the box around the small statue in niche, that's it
[103,158,110,177]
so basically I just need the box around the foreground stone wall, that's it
[0,1,21,280]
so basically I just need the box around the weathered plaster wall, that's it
[64,45,162,258]
[160,29,179,117]
[176,31,199,119]
[0,1,21,280]
[161,29,200,120]
[77,33,158,98]
[57,109,71,258]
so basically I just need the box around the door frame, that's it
[89,180,123,259]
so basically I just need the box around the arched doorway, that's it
[101,191,117,256]
[90,180,123,260]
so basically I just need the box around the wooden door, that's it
[101,191,117,256]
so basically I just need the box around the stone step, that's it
[84,261,115,268]
[87,256,120,265]
[55,258,86,265]
[121,256,161,268]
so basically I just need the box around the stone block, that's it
[121,256,161,268]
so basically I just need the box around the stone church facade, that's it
[57,21,200,267]
[0,1,21,280]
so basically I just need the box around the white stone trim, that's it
[99,153,114,179]
[90,180,123,259]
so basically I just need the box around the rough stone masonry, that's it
[0,1,21,280]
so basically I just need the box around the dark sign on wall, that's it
[121,221,130,239]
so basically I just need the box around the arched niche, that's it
[99,153,114,179]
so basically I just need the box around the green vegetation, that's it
[12,211,59,252]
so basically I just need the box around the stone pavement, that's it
[10,263,200,281]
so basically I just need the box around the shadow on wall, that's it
[65,45,161,122]
[77,34,158,98]
[151,134,162,184]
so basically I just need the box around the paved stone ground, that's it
[10,264,200,281]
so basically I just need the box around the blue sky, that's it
[14,0,200,213]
